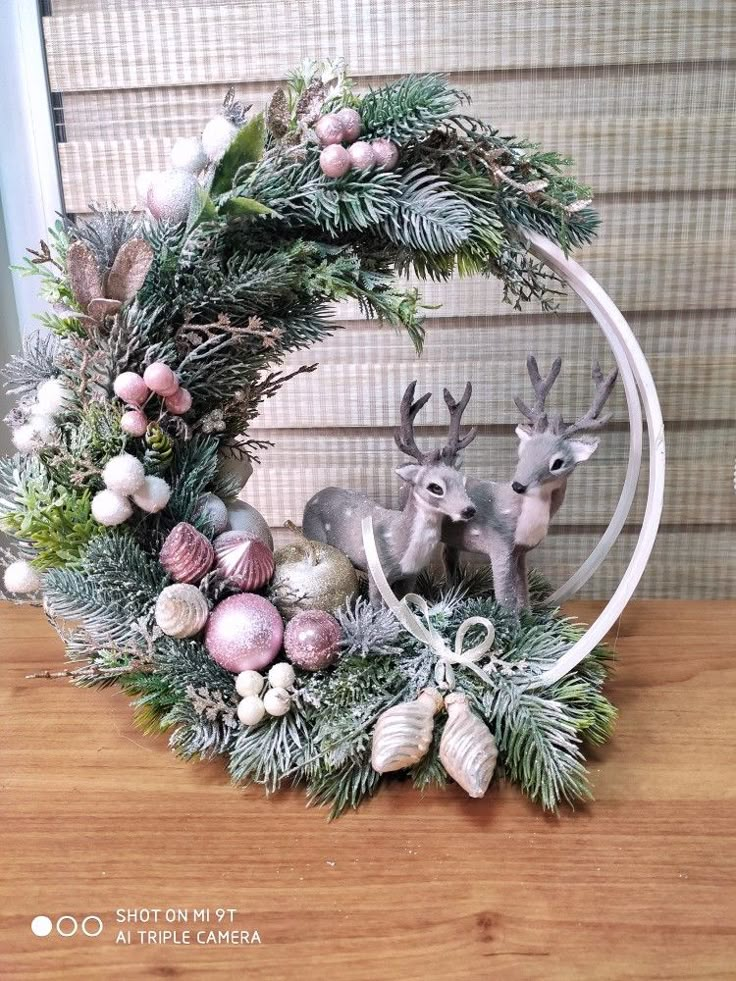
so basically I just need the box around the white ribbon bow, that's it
[361,516,496,689]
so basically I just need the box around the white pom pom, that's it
[135,170,159,204]
[12,425,39,454]
[267,662,296,690]
[102,453,146,495]
[91,489,133,526]
[36,378,71,415]
[263,687,292,717]
[170,136,208,174]
[237,695,266,726]
[29,413,56,441]
[4,560,41,594]
[235,670,265,697]
[147,170,198,224]
[131,475,171,513]
[201,115,239,162]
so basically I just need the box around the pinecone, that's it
[144,423,173,473]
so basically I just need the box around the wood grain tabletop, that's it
[1,600,734,980]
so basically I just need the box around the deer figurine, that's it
[302,381,478,605]
[442,355,618,611]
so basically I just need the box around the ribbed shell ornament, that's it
[159,522,215,584]
[213,531,274,591]
[370,688,444,774]
[154,583,209,638]
[439,692,498,798]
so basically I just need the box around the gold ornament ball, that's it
[270,537,359,620]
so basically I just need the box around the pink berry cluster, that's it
[316,107,399,179]
[113,363,192,437]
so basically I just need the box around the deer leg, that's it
[488,542,521,612]
[444,545,462,584]
[514,548,531,608]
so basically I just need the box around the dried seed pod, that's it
[155,583,209,638]
[159,522,215,584]
[371,688,444,774]
[439,693,498,798]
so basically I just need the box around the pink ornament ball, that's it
[371,138,400,171]
[335,107,362,143]
[143,362,179,397]
[120,409,148,437]
[165,387,192,415]
[315,113,345,146]
[284,610,342,672]
[205,593,284,673]
[114,371,149,406]
[347,141,375,170]
[319,144,351,179]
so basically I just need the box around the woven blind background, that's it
[41,0,735,597]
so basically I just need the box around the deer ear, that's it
[568,438,599,462]
[395,464,420,483]
[515,425,532,444]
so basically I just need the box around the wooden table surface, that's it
[1,600,735,980]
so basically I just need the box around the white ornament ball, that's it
[36,378,71,415]
[4,560,41,594]
[195,492,229,534]
[102,453,146,495]
[170,136,208,174]
[131,475,171,513]
[202,115,239,162]
[91,489,133,526]
[268,662,296,690]
[12,424,38,454]
[147,169,198,224]
[263,687,292,717]
[235,669,265,697]
[135,170,159,204]
[237,695,267,726]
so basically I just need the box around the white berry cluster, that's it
[136,109,242,224]
[12,378,71,454]
[234,663,297,726]
[91,453,171,527]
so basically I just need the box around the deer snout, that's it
[511,481,527,495]
[461,505,477,520]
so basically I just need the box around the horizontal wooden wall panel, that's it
[44,2,735,92]
[243,427,732,528]
[264,525,735,600]
[57,63,736,143]
[57,112,734,212]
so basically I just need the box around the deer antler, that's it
[513,354,562,433]
[556,361,618,437]
[440,382,477,464]
[394,381,434,462]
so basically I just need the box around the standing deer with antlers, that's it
[442,355,618,611]
[302,382,478,605]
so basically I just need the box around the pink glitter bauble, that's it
[315,113,345,146]
[319,145,351,179]
[284,610,342,672]
[165,387,192,415]
[114,371,149,406]
[371,138,400,171]
[205,594,283,673]
[213,531,274,591]
[159,522,215,584]
[143,362,179,397]
[347,141,375,170]
[120,409,148,437]
[335,107,362,143]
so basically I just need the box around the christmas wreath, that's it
[1,62,615,816]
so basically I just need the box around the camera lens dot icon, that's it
[31,916,53,937]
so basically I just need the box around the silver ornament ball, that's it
[170,136,208,174]
[147,170,199,223]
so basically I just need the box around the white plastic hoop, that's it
[522,233,666,686]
